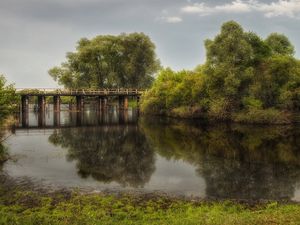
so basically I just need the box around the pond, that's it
[1,104,300,202]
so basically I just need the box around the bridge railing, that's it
[16,88,144,95]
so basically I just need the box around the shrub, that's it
[233,108,291,124]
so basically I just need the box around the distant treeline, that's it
[141,21,300,124]
[2,21,300,124]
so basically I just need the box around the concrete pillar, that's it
[21,95,29,112]
[76,96,84,111]
[53,96,61,112]
[38,96,46,113]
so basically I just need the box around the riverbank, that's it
[164,106,292,124]
[0,189,300,225]
[0,116,16,163]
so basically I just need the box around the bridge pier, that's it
[54,111,60,127]
[118,96,128,109]
[21,95,29,112]
[76,96,84,111]
[97,96,105,111]
[102,97,107,109]
[53,96,61,112]
[38,111,45,127]
[38,96,46,113]
[136,96,140,107]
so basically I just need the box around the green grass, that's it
[0,191,300,225]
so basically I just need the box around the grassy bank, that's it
[0,190,299,225]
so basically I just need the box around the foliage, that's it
[140,68,208,116]
[0,75,17,118]
[49,33,160,89]
[233,108,291,124]
[141,21,300,123]
[0,191,300,225]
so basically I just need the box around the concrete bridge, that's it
[17,88,143,112]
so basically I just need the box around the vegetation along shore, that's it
[141,21,300,124]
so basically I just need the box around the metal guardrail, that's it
[16,88,144,95]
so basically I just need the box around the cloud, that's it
[181,0,300,18]
[159,16,183,23]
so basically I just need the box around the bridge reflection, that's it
[18,104,138,128]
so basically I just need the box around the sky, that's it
[1,0,300,88]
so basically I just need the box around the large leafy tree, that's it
[49,33,160,89]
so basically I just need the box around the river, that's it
[1,104,300,202]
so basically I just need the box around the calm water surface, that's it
[1,104,300,202]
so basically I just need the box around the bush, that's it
[233,108,291,124]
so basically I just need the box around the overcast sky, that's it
[1,0,300,88]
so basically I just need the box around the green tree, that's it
[265,33,295,56]
[0,75,17,118]
[49,33,160,89]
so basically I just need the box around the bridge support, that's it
[54,111,60,127]
[97,97,103,111]
[38,96,46,113]
[53,96,60,112]
[136,96,140,107]
[102,97,107,109]
[21,95,29,112]
[76,96,84,111]
[38,111,45,127]
[118,96,128,109]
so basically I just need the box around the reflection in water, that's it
[49,126,155,188]
[142,119,300,200]
[2,105,300,201]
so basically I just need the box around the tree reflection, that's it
[141,118,300,200]
[49,125,155,188]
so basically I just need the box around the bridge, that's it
[17,88,144,112]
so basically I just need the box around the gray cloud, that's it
[0,0,299,88]
[181,0,300,18]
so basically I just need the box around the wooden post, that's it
[53,96,61,112]
[38,96,46,113]
[124,96,128,110]
[38,110,45,127]
[102,97,107,109]
[76,96,84,111]
[21,95,29,112]
[98,97,103,111]
[54,111,60,127]
[118,96,124,109]
[136,96,140,108]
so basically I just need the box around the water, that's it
[1,104,300,201]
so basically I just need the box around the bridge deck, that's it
[17,88,144,96]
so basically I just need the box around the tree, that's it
[49,33,160,89]
[265,33,295,56]
[204,21,256,116]
[0,74,17,118]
